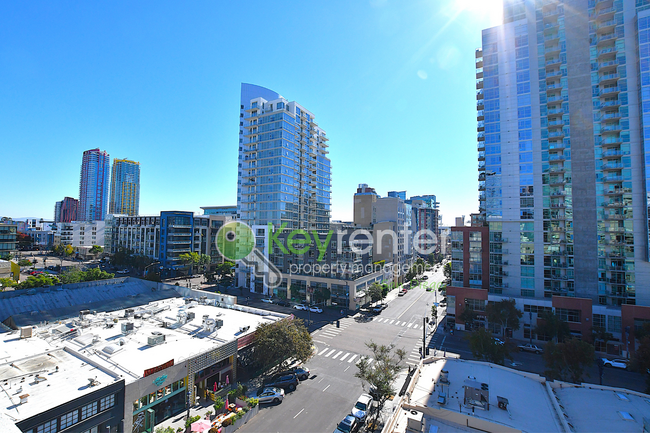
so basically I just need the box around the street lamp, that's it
[143,261,161,278]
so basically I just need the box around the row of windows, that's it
[26,395,114,433]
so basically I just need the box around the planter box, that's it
[221,404,259,433]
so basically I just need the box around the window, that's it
[81,402,98,420]
[80,428,98,433]
[557,308,581,323]
[36,420,57,433]
[60,410,79,429]
[465,298,486,311]
[100,394,115,411]
[608,315,622,333]
[593,314,606,329]
[521,289,535,297]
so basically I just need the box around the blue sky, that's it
[0,0,502,225]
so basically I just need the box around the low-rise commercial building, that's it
[0,221,17,259]
[387,356,650,433]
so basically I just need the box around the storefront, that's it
[125,360,189,433]
[195,356,234,401]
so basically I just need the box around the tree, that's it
[431,304,438,323]
[17,233,33,250]
[443,262,451,284]
[459,306,478,330]
[468,328,511,365]
[89,245,103,256]
[485,299,522,337]
[253,318,313,372]
[634,335,650,393]
[198,253,211,274]
[215,261,235,286]
[543,338,594,383]
[59,268,114,284]
[355,342,406,430]
[17,259,33,267]
[0,278,17,290]
[590,326,614,352]
[179,252,209,275]
[368,282,383,303]
[313,286,331,304]
[17,274,59,290]
[535,311,571,343]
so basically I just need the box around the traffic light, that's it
[419,347,422,356]
[336,320,340,328]
[426,347,430,356]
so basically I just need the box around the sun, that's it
[454,0,503,25]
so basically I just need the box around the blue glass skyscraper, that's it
[237,84,331,232]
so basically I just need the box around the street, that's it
[238,266,446,433]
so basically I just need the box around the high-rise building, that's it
[448,0,650,349]
[54,197,79,223]
[237,83,331,232]
[109,158,140,216]
[387,191,406,200]
[78,148,110,221]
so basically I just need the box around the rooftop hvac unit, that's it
[79,309,91,317]
[406,410,423,433]
[147,334,166,346]
[121,322,134,333]
[216,319,223,329]
[124,308,134,317]
[187,312,196,320]
[20,327,32,339]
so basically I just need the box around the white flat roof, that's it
[0,337,119,422]
[62,298,285,381]
[0,297,286,421]
[392,357,650,433]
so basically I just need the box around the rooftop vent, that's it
[19,394,29,404]
[121,322,134,333]
[147,334,166,346]
[103,344,123,355]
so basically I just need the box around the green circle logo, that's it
[216,221,255,261]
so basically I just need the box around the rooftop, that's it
[388,356,650,433]
[0,294,287,422]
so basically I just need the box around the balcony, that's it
[596,33,616,45]
[548,142,566,151]
[600,136,623,147]
[549,154,566,162]
[549,166,566,175]
[603,201,624,207]
[548,130,565,139]
[601,162,624,171]
[476,80,483,90]
[547,108,564,116]
[597,47,617,59]
[600,99,620,109]
[599,73,619,85]
[602,175,624,183]
[598,59,618,71]
[546,70,563,81]
[599,87,620,97]
[545,34,560,43]
[596,19,616,33]
[602,149,627,159]
[546,58,562,67]
[601,111,621,121]
[601,125,622,134]
[551,190,566,197]
[603,189,625,196]
[547,83,563,92]
[604,213,625,220]
[547,95,564,104]
[477,110,484,121]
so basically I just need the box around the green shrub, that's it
[185,415,201,428]
[213,396,225,411]
[246,397,258,408]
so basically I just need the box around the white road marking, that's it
[407,323,414,328]
[323,384,331,392]
[332,351,343,360]
[320,335,334,339]
[344,366,350,372]
[348,355,358,363]
[401,322,407,326]
[389,320,395,324]
[294,408,304,419]
[318,348,329,356]
[324,349,336,357]
[340,353,350,361]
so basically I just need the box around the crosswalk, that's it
[371,317,425,329]
[313,317,353,340]
[317,347,364,364]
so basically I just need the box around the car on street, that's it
[334,415,360,433]
[398,288,407,296]
[116,269,129,275]
[256,387,284,404]
[371,304,387,314]
[261,298,273,304]
[351,393,373,422]
[293,304,307,310]
[493,338,505,345]
[264,372,300,392]
[279,366,310,381]
[275,300,290,307]
[518,343,543,354]
[602,358,628,369]
[309,305,323,313]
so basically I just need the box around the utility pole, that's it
[422,316,427,358]
[529,311,533,344]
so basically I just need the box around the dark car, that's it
[264,372,299,392]
[371,304,387,314]
[275,300,291,307]
[279,366,310,381]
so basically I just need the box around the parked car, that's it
[493,338,505,346]
[518,343,543,354]
[256,387,284,404]
[422,275,428,280]
[275,300,290,307]
[351,393,373,421]
[371,304,387,314]
[398,288,407,296]
[293,304,307,310]
[261,298,273,304]
[334,415,360,433]
[116,269,129,275]
[309,305,323,313]
[279,366,310,381]
[602,358,628,369]
[264,372,299,392]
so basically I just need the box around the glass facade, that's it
[237,84,331,232]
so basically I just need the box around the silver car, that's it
[256,387,284,404]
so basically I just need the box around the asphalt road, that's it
[238,267,447,433]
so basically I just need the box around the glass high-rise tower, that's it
[476,0,650,307]
[78,148,110,222]
[237,83,331,232]
[109,158,140,216]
